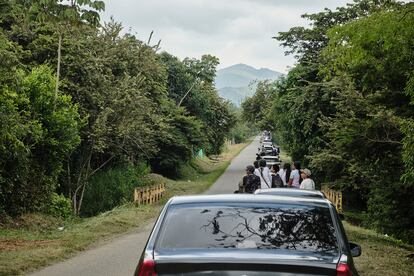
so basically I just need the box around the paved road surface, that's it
[205,136,259,194]
[31,137,260,276]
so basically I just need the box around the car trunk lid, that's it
[153,249,338,275]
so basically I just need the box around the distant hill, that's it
[215,64,283,106]
[218,86,253,106]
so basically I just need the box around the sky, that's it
[102,0,350,73]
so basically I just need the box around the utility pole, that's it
[177,70,202,107]
[178,78,199,107]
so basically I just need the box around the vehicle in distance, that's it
[254,187,325,199]
[263,145,273,155]
[261,141,273,147]
[135,194,361,276]
[262,155,281,166]
[263,138,272,143]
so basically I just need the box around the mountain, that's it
[215,64,283,106]
[218,86,254,106]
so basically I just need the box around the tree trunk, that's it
[76,154,91,215]
[77,180,87,215]
[67,155,72,199]
[72,150,90,215]
[54,33,62,110]
[178,78,198,107]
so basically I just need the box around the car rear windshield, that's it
[155,203,338,253]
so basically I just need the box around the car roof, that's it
[254,188,325,197]
[168,194,330,206]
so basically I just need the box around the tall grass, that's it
[81,163,150,217]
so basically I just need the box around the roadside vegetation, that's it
[0,142,250,275]
[0,0,255,219]
[0,1,256,273]
[344,222,414,276]
[1,0,413,275]
[242,0,414,244]
[3,139,411,276]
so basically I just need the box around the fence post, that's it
[322,185,343,213]
[134,183,166,205]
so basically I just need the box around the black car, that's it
[254,188,326,199]
[135,194,361,276]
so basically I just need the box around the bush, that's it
[150,108,205,178]
[0,66,81,215]
[81,163,150,217]
[229,121,257,144]
[367,183,414,244]
[45,193,73,219]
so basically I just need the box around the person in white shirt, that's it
[278,163,291,187]
[300,168,315,190]
[288,161,301,188]
[278,167,286,186]
[254,159,272,189]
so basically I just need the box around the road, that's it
[31,137,260,276]
[205,136,259,194]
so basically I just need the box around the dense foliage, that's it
[0,64,82,215]
[0,0,237,216]
[243,0,414,243]
[81,163,150,217]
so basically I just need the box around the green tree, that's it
[161,53,236,155]
[57,21,169,214]
[243,0,413,242]
[241,80,274,129]
[0,2,237,217]
[313,4,414,241]
[27,0,105,106]
[0,65,81,215]
[150,106,205,178]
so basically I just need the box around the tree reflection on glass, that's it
[199,207,337,252]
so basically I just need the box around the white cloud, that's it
[102,0,349,73]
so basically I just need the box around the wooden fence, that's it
[321,185,343,213]
[134,183,166,205]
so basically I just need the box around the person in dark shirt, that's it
[271,164,284,188]
[243,165,261,193]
